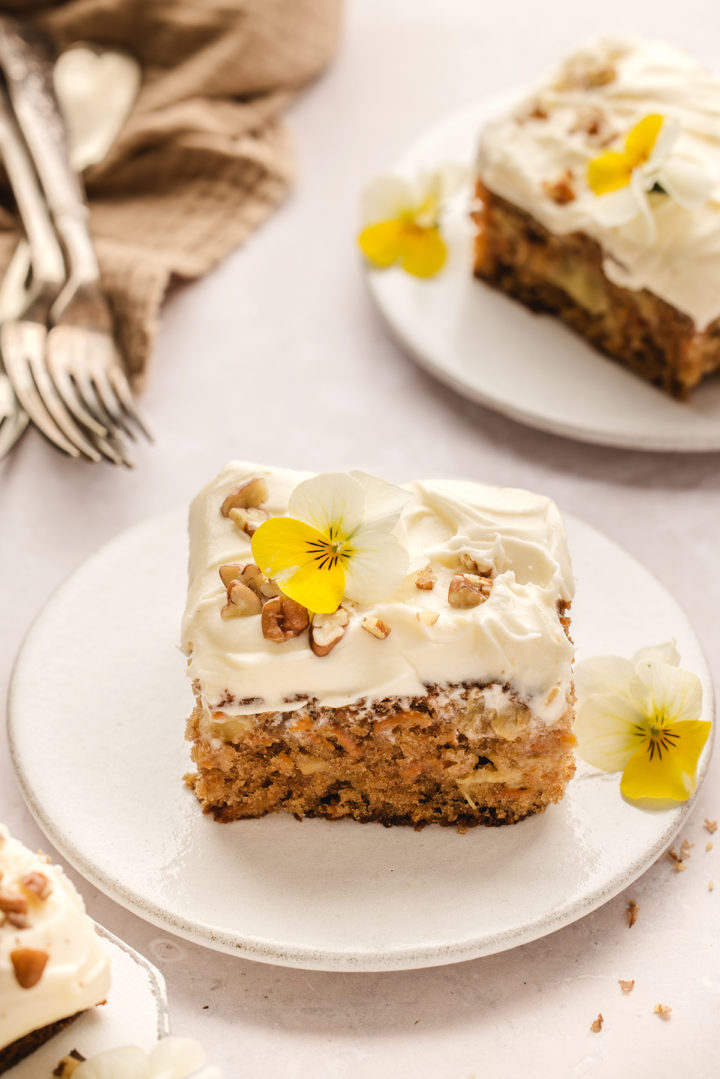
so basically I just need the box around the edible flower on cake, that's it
[357,166,464,277]
[251,471,410,613]
[574,642,710,802]
[587,113,712,237]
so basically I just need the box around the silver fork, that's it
[0,17,151,453]
[0,370,27,459]
[0,79,121,462]
[0,248,29,458]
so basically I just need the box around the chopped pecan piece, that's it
[220,476,268,517]
[416,610,439,626]
[654,1003,672,1020]
[6,912,31,929]
[262,596,309,641]
[618,979,635,994]
[569,106,616,145]
[543,169,576,205]
[20,872,52,901]
[228,506,268,536]
[0,891,28,915]
[414,565,437,590]
[458,552,493,577]
[590,1013,604,1033]
[626,899,639,928]
[310,607,350,657]
[11,947,48,988]
[221,580,262,620]
[361,616,391,639]
[219,562,280,599]
[448,573,492,608]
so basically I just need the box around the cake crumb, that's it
[654,1003,672,1020]
[706,842,713,852]
[590,1013,604,1033]
[626,899,639,927]
[666,847,682,863]
[680,839,693,858]
[618,979,635,994]
[709,881,714,891]
[673,862,687,873]
[704,819,717,834]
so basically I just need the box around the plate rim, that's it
[6,504,716,972]
[364,95,720,454]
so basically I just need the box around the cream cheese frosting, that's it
[476,37,720,329]
[0,825,111,1051]
[182,462,574,726]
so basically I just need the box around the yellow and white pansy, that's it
[587,114,713,237]
[357,166,465,277]
[574,642,711,803]
[251,471,410,614]
[72,1036,223,1079]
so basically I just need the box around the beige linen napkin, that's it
[0,0,342,385]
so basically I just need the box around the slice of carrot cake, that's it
[182,462,575,828]
[473,38,720,398]
[0,825,111,1073]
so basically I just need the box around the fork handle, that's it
[0,17,100,286]
[0,81,65,289]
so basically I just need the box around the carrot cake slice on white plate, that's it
[473,37,720,397]
[182,462,576,829]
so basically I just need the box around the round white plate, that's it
[7,507,714,972]
[365,96,720,452]
[8,926,168,1076]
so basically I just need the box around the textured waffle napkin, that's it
[0,0,342,386]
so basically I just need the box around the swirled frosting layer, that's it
[182,463,574,725]
[0,825,111,1050]
[476,38,720,328]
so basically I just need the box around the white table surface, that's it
[2,2,719,1076]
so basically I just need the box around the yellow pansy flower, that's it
[251,472,410,614]
[357,167,465,278]
[587,114,713,235]
[574,643,711,803]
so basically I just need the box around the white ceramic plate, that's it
[365,96,720,451]
[7,507,714,972]
[8,926,168,1076]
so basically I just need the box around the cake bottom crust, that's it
[0,1011,83,1074]
[185,683,576,829]
[472,180,720,398]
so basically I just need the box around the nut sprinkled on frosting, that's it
[11,947,49,989]
[417,610,439,626]
[448,573,492,609]
[415,565,437,590]
[361,616,391,640]
[221,476,268,517]
[0,890,29,915]
[310,607,350,657]
[20,871,52,901]
[262,596,309,642]
[543,169,576,205]
[221,581,262,620]
[228,506,268,537]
